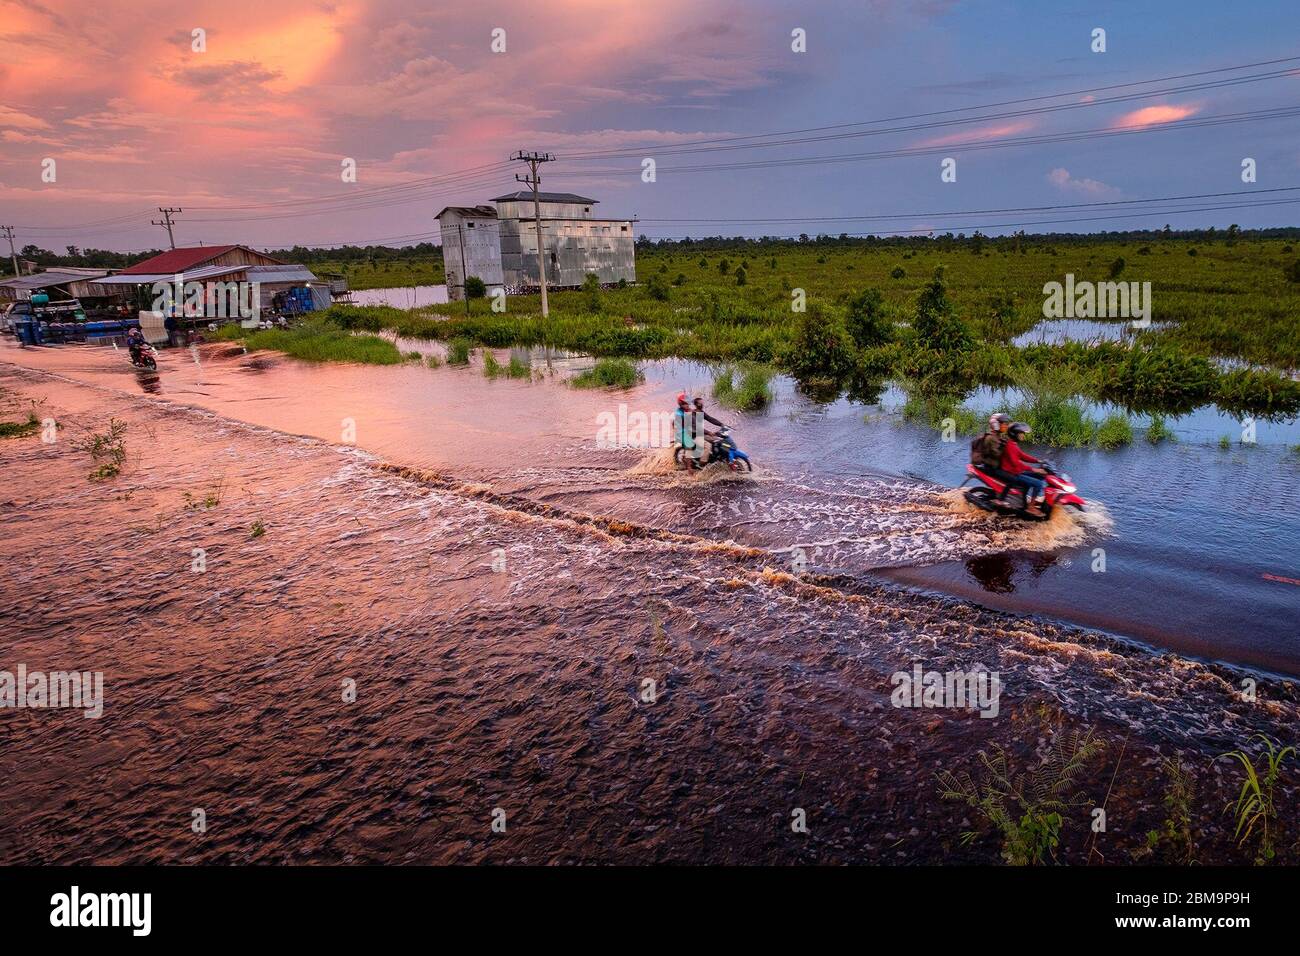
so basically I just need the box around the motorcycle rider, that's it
[692,395,725,463]
[673,392,699,470]
[1001,422,1047,517]
[971,413,1026,504]
[125,325,146,365]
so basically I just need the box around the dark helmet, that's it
[1008,422,1031,438]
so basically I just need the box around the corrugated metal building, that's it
[0,268,111,302]
[436,193,636,301]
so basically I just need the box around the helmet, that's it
[989,412,1010,428]
[675,392,689,406]
[1009,422,1031,437]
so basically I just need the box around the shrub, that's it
[890,266,906,279]
[645,273,670,301]
[582,273,602,313]
[464,275,487,299]
[913,267,974,353]
[782,304,858,380]
[845,288,892,348]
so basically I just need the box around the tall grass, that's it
[242,319,402,365]
[713,364,774,410]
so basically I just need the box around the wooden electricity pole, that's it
[152,207,182,249]
[510,150,554,317]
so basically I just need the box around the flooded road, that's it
[4,338,1296,676]
[1,345,1297,864]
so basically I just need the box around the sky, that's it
[1,0,1299,253]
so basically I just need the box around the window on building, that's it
[620,225,629,232]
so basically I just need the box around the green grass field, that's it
[314,256,445,290]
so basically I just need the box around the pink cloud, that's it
[1111,104,1198,130]
[913,119,1034,148]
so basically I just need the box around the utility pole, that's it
[510,150,554,317]
[151,207,183,249]
[1,226,18,277]
[456,223,470,317]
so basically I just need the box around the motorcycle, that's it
[674,427,753,472]
[129,341,159,371]
[961,461,1085,521]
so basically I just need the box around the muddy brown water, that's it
[0,342,1296,864]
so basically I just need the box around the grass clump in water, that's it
[571,358,643,389]
[713,364,774,410]
[1145,414,1176,444]
[1094,414,1132,449]
[0,413,39,439]
[243,318,402,365]
[445,338,473,366]
[72,418,128,481]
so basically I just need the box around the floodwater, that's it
[5,337,1295,675]
[1,339,1298,863]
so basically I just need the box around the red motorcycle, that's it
[961,461,1086,521]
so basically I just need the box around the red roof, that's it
[120,245,279,275]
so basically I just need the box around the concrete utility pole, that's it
[456,223,469,317]
[1,226,18,277]
[151,207,183,249]
[510,150,554,317]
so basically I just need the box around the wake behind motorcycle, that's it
[961,461,1085,521]
[674,427,753,472]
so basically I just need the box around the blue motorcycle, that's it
[674,426,753,472]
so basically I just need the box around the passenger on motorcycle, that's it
[692,396,725,460]
[1001,422,1047,517]
[971,413,1025,502]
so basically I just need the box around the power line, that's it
[560,65,1300,161]
[548,105,1300,179]
[559,54,1300,159]
[632,195,1300,239]
[633,186,1300,224]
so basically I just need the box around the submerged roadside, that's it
[1,364,1296,865]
